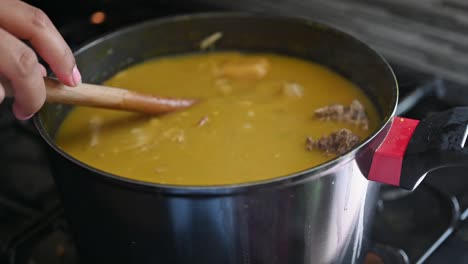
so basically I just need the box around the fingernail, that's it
[38,64,47,77]
[71,65,82,86]
[13,105,34,120]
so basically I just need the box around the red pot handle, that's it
[368,107,468,190]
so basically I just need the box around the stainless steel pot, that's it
[34,13,468,264]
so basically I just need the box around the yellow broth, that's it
[56,52,380,185]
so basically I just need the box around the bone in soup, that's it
[56,52,380,185]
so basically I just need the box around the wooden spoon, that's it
[2,77,197,115]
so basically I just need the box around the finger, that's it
[0,83,4,105]
[0,0,81,86]
[0,28,46,120]
[38,63,47,77]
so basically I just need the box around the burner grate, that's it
[0,203,77,264]
[373,183,460,264]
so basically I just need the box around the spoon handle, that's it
[2,77,197,115]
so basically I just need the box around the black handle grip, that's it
[400,107,468,190]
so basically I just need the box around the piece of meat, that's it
[306,129,360,155]
[196,116,209,127]
[217,57,270,80]
[314,100,369,130]
[215,79,232,95]
[282,82,304,98]
[200,32,223,50]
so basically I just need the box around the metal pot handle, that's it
[368,107,468,190]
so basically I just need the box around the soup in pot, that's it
[56,52,380,185]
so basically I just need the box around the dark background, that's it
[25,0,468,87]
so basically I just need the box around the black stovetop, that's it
[1,2,468,264]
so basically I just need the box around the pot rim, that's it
[34,12,398,195]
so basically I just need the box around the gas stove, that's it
[1,2,467,263]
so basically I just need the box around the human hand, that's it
[0,0,81,120]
